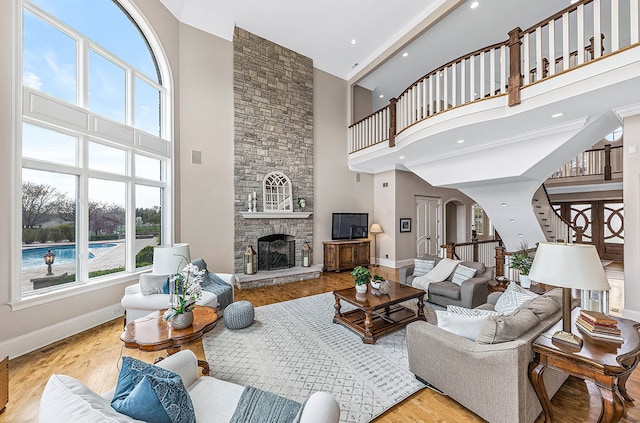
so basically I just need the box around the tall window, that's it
[19,0,170,298]
[472,204,484,236]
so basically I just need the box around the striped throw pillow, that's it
[451,264,477,286]
[413,259,436,277]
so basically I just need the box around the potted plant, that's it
[371,274,385,290]
[351,266,371,293]
[510,242,535,288]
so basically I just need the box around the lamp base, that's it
[552,330,583,349]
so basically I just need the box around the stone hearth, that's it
[234,264,322,290]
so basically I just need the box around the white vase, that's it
[355,283,367,293]
[520,275,531,288]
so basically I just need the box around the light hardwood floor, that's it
[1,264,638,423]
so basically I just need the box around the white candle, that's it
[248,194,252,203]
[253,191,257,200]
[303,257,309,267]
[247,262,253,274]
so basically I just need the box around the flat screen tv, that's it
[332,213,369,240]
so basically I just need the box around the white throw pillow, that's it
[494,282,538,315]
[139,274,169,296]
[451,264,477,286]
[436,310,490,341]
[413,259,436,277]
[447,305,501,317]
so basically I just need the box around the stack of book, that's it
[576,310,623,342]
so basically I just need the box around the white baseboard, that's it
[375,258,414,268]
[0,303,123,359]
[622,308,640,322]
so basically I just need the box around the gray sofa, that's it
[406,288,568,423]
[399,255,491,309]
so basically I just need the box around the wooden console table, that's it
[529,308,640,423]
[323,239,370,272]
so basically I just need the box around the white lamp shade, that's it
[370,223,383,234]
[152,243,191,275]
[529,243,610,291]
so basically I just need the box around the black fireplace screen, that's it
[257,234,295,271]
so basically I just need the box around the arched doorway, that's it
[444,200,466,244]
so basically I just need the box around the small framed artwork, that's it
[400,218,411,233]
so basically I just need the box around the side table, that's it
[529,308,640,423]
[121,306,218,375]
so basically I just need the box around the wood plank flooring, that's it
[1,264,638,423]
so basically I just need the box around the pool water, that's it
[22,243,117,269]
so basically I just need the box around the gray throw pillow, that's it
[413,259,436,277]
[139,274,170,296]
[520,295,560,320]
[476,308,540,344]
[451,264,477,286]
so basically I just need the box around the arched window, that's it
[17,0,172,300]
[472,204,484,236]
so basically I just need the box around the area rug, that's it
[202,292,426,423]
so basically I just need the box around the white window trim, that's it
[11,0,175,308]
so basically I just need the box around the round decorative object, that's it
[378,280,391,295]
[355,283,368,293]
[171,310,194,329]
[224,300,255,330]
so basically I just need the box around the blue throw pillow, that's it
[162,277,170,294]
[112,357,195,423]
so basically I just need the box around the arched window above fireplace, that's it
[263,172,293,212]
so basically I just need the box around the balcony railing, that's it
[550,144,623,179]
[349,0,640,154]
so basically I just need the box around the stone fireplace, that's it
[258,234,295,271]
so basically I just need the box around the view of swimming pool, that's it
[21,243,117,269]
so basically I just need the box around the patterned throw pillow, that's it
[436,310,491,341]
[447,305,501,317]
[413,259,436,277]
[494,282,538,315]
[451,264,477,286]
[112,357,195,423]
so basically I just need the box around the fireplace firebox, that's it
[257,234,295,271]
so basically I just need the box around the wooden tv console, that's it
[323,239,370,272]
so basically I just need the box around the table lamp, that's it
[529,242,610,348]
[152,244,191,309]
[370,223,383,267]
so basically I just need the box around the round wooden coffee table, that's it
[120,305,218,374]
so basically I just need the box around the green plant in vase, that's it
[371,274,385,289]
[509,241,535,288]
[351,266,371,293]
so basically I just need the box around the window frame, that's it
[11,0,174,309]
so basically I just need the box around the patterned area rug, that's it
[202,292,426,423]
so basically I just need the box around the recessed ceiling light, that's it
[350,39,357,45]
[518,233,524,237]
[470,1,480,9]
[379,94,384,98]
[402,52,409,58]
[399,156,405,159]
[509,218,517,223]
[501,202,508,207]
[457,139,465,144]
[551,112,564,118]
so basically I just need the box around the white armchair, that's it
[121,260,235,325]
[39,350,341,423]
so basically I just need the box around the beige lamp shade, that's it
[529,242,610,290]
[370,223,383,235]
[152,243,191,275]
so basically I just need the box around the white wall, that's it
[622,112,640,320]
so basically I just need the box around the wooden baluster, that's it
[604,144,612,180]
[388,97,397,148]
[508,27,522,106]
[495,246,505,278]
[473,239,479,262]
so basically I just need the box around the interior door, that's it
[416,196,442,257]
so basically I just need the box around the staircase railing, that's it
[349,0,640,154]
[549,144,623,179]
[441,239,502,268]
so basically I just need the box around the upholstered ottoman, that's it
[224,300,254,329]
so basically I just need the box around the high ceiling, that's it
[158,0,572,109]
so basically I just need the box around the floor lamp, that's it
[370,224,383,267]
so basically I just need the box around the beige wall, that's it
[352,85,373,123]
[178,25,235,272]
[623,114,640,320]
[314,69,374,263]
[394,170,476,262]
[373,171,397,262]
